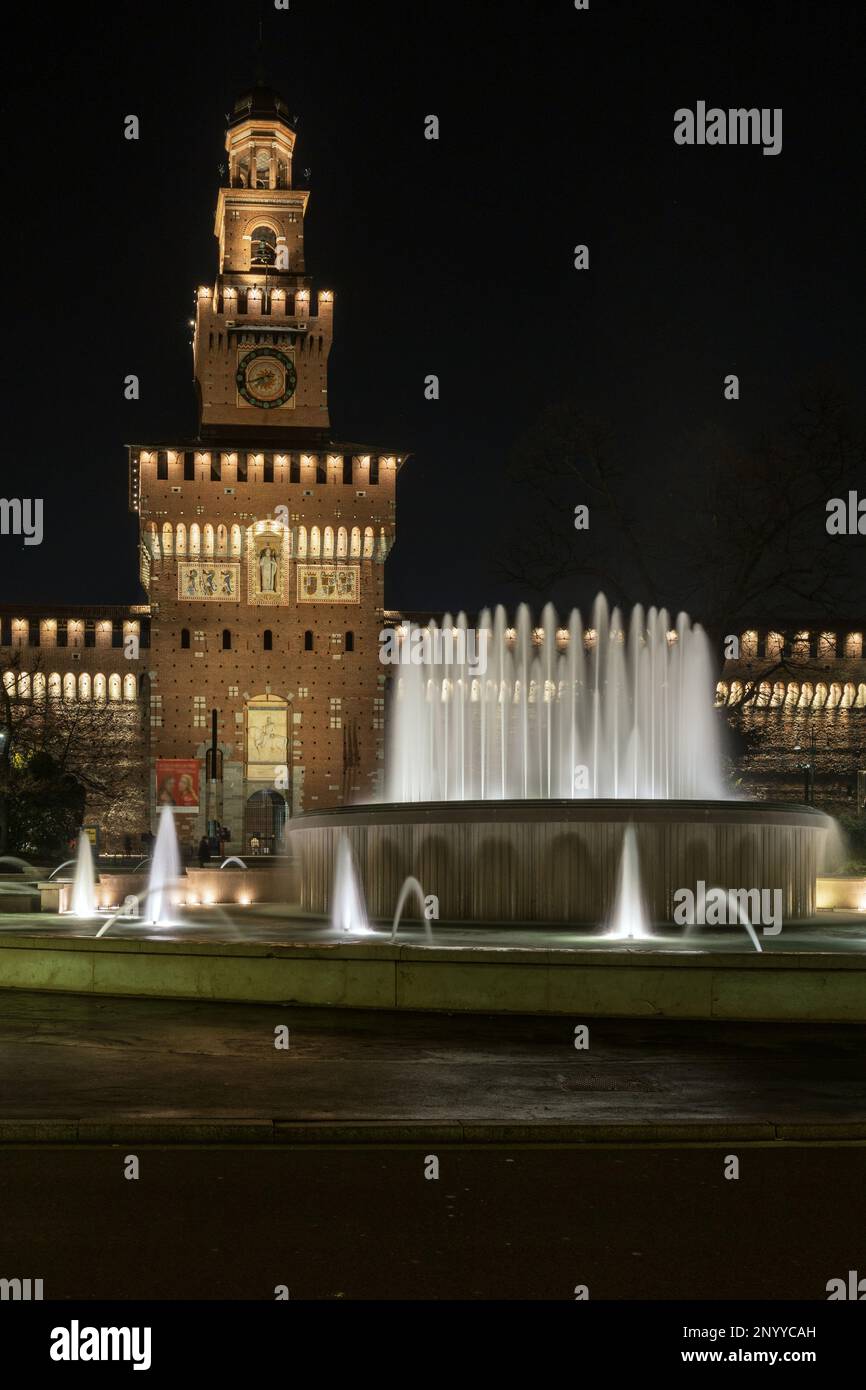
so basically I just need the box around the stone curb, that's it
[2,1118,866,1145]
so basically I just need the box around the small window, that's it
[290,458,301,484]
[84,620,96,648]
[237,455,248,483]
[342,456,353,485]
[184,451,195,481]
[111,620,124,648]
[180,628,191,649]
[345,631,354,652]
[222,629,232,651]
[157,451,168,481]
[263,630,273,651]
[370,457,379,485]
[304,630,314,652]
[210,455,221,481]
[316,459,327,484]
[263,455,274,483]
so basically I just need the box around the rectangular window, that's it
[316,459,327,484]
[150,694,163,729]
[193,694,207,728]
[84,620,96,648]
[184,451,195,482]
[157,451,168,481]
[342,456,353,485]
[329,696,342,729]
[210,455,221,481]
[373,697,385,730]
[112,620,124,648]
[237,455,248,483]
[29,618,40,647]
[290,458,301,484]
[56,620,67,648]
[263,454,274,483]
[370,457,380,485]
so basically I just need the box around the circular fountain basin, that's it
[291,800,830,925]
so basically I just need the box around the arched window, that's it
[93,673,106,702]
[108,673,122,701]
[337,527,348,558]
[176,522,187,556]
[310,526,321,558]
[363,526,374,558]
[296,526,308,558]
[190,523,201,556]
[32,672,45,701]
[181,628,191,649]
[217,524,228,557]
[263,630,273,651]
[250,225,277,265]
[230,524,242,557]
[63,673,76,701]
[203,524,215,557]
[48,672,61,699]
[304,630,314,652]
[78,673,91,701]
[123,673,137,701]
[345,631,354,652]
[350,527,361,558]
[161,522,173,557]
[222,629,232,651]
[323,526,334,557]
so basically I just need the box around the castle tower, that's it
[194,86,333,442]
[129,84,406,853]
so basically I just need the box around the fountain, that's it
[387,597,724,802]
[145,806,182,927]
[330,836,369,934]
[70,832,97,918]
[285,594,831,927]
[390,876,434,944]
[607,827,649,940]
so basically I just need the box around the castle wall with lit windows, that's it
[719,626,866,809]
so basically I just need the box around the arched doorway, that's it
[244,790,287,855]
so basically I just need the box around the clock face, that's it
[236,347,297,409]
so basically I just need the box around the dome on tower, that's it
[228,83,294,129]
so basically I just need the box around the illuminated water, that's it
[387,595,724,802]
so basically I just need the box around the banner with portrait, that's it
[156,758,200,813]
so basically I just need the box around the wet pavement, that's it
[0,990,865,1134]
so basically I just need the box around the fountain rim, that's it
[291,799,830,832]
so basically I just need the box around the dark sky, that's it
[1,0,864,617]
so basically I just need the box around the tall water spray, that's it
[70,831,97,917]
[331,836,369,933]
[608,826,650,939]
[146,805,182,926]
[387,594,725,802]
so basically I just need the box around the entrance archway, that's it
[244,790,287,855]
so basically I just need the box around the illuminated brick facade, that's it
[130,86,406,851]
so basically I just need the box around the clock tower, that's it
[194,85,332,441]
[129,83,406,852]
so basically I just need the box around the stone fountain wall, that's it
[291,800,829,925]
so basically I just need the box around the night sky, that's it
[1,0,864,621]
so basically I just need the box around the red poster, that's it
[156,759,200,813]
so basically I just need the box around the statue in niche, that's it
[259,544,279,594]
